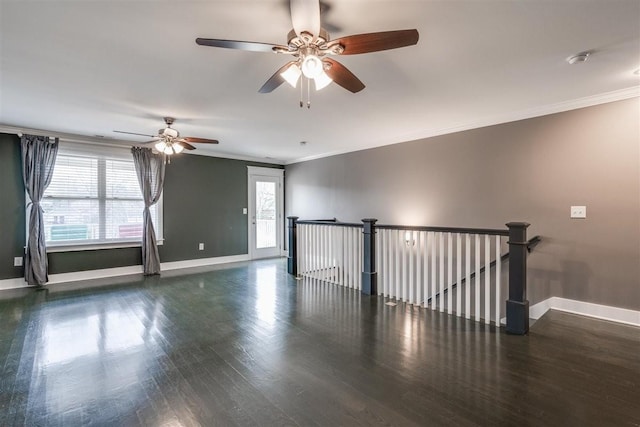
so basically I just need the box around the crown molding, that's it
[286,86,640,165]
[0,124,285,165]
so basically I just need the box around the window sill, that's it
[42,239,164,253]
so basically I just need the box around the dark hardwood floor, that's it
[0,258,638,426]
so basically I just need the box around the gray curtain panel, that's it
[21,134,59,286]
[131,147,166,275]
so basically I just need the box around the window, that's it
[32,142,162,249]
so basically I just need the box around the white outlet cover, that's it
[198,243,204,250]
[14,257,23,267]
[571,206,587,219]
[243,208,248,215]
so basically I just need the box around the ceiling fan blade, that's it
[290,0,320,38]
[196,38,284,53]
[259,61,297,93]
[182,137,219,145]
[329,29,419,55]
[113,130,156,138]
[323,58,365,93]
[177,141,197,150]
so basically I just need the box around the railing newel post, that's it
[287,216,299,276]
[506,222,530,334]
[361,218,378,295]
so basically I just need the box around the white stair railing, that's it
[288,218,533,332]
[376,228,505,325]
[297,222,363,290]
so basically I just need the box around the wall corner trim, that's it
[0,254,251,291]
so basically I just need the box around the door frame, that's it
[247,166,284,259]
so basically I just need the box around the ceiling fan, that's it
[113,117,219,157]
[195,0,419,106]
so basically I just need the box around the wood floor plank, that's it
[0,259,638,426]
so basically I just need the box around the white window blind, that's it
[35,142,162,247]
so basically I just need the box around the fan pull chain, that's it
[297,77,313,109]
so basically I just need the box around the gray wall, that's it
[285,99,640,311]
[0,132,281,278]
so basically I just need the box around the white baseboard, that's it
[0,254,251,291]
[160,254,250,271]
[530,298,554,320]
[528,297,640,328]
[0,277,27,291]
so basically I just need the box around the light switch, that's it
[570,206,586,219]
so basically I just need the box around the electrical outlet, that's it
[242,208,247,215]
[570,206,587,219]
[198,243,204,251]
[14,257,23,267]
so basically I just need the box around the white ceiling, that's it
[1,1,639,164]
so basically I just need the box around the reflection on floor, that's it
[0,258,638,426]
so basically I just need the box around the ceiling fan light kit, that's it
[113,116,219,163]
[195,0,419,107]
[281,63,302,87]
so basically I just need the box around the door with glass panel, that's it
[248,167,283,259]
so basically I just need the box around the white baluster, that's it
[439,232,445,312]
[401,230,407,302]
[447,232,453,314]
[465,234,471,319]
[356,227,360,290]
[430,232,437,310]
[376,231,381,295]
[395,229,401,301]
[328,225,332,280]
[416,231,422,307]
[320,225,325,279]
[354,227,359,289]
[475,234,481,322]
[341,226,346,287]
[484,234,491,325]
[328,225,333,282]
[495,235,502,327]
[343,227,348,287]
[424,231,429,308]
[379,229,385,296]
[315,225,320,280]
[346,227,355,288]
[411,231,417,304]
[325,225,330,279]
[304,224,309,275]
[297,224,303,276]
[384,230,389,297]
[308,225,314,278]
[384,229,390,297]
[307,225,312,278]
[456,233,462,317]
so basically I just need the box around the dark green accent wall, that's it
[160,154,281,262]
[0,134,26,279]
[48,248,142,273]
[0,133,282,278]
